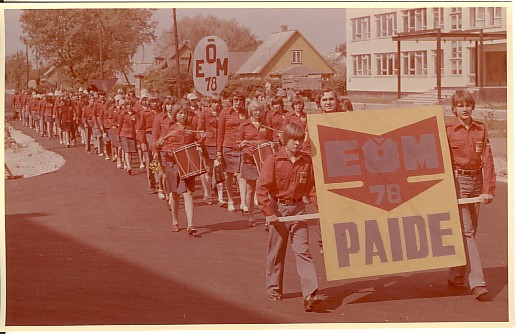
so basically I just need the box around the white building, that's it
[346,7,508,96]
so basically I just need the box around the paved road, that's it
[3,116,510,328]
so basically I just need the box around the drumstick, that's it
[277,197,484,222]
[278,213,320,222]
[261,124,282,133]
[236,139,268,146]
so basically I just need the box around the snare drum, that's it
[252,142,279,173]
[170,142,207,179]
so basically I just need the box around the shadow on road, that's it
[5,212,278,326]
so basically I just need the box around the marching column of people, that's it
[11,86,494,310]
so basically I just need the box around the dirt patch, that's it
[5,125,65,179]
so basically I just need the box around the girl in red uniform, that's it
[197,95,225,206]
[236,100,273,226]
[58,96,75,147]
[117,100,138,175]
[155,103,199,235]
[265,95,287,143]
[109,98,124,168]
[216,91,249,212]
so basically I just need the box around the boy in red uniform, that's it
[256,122,320,312]
[446,89,495,300]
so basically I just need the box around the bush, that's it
[221,78,267,99]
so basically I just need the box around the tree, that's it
[20,9,157,87]
[144,65,193,98]
[155,14,260,54]
[5,51,31,91]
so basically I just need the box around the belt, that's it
[454,168,482,176]
[274,197,303,205]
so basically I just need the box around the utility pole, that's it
[25,44,29,88]
[173,8,181,98]
[99,11,104,80]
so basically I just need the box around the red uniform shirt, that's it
[43,101,54,117]
[151,112,169,155]
[159,121,196,153]
[99,104,113,129]
[446,117,496,195]
[111,107,123,129]
[256,147,317,216]
[82,103,94,123]
[28,99,37,112]
[118,111,137,139]
[37,100,46,116]
[59,104,74,123]
[217,106,247,152]
[196,107,219,147]
[236,119,273,164]
[266,108,285,142]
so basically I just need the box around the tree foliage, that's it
[20,9,157,87]
[5,51,32,91]
[155,14,260,54]
[144,66,193,98]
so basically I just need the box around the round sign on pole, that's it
[193,35,229,96]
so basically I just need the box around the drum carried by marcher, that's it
[252,141,279,173]
[170,142,207,179]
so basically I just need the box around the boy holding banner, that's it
[256,122,320,312]
[446,89,496,300]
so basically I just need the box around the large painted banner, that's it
[307,106,466,281]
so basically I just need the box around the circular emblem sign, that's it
[193,35,229,96]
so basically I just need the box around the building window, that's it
[375,12,397,38]
[450,7,462,30]
[432,49,444,75]
[351,16,371,41]
[470,7,502,27]
[451,41,462,75]
[402,50,427,76]
[402,8,427,32]
[433,8,444,29]
[375,53,398,76]
[352,54,371,76]
[292,50,302,64]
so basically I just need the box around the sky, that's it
[3,7,347,61]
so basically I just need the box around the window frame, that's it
[375,12,398,38]
[291,50,302,64]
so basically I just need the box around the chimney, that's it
[280,25,288,32]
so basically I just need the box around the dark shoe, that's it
[472,286,488,300]
[304,294,320,312]
[264,222,270,231]
[187,227,197,235]
[127,169,132,176]
[448,280,468,290]
[268,293,282,301]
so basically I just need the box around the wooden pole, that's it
[436,29,442,101]
[173,8,181,98]
[397,40,401,99]
[25,44,29,88]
